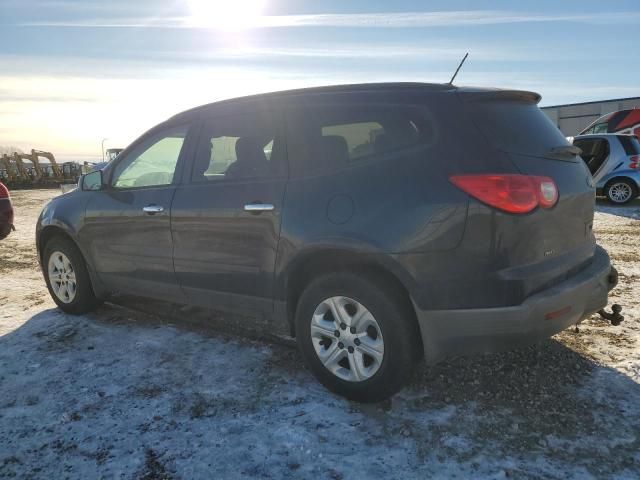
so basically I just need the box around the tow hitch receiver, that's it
[598,304,624,326]
[605,266,619,291]
[597,266,623,325]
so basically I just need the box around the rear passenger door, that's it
[170,106,288,314]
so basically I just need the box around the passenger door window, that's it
[191,112,285,182]
[574,138,610,175]
[618,135,640,156]
[111,125,188,189]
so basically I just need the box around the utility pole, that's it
[101,138,108,163]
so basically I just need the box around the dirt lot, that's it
[1,189,639,479]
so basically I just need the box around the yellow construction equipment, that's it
[0,149,78,188]
[32,150,63,178]
[0,155,16,181]
[13,152,42,180]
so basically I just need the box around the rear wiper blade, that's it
[547,145,582,159]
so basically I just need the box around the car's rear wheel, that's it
[605,178,637,204]
[43,236,101,314]
[295,272,418,402]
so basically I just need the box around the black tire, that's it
[605,178,637,205]
[43,236,102,314]
[295,272,419,402]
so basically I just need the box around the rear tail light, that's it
[449,174,558,214]
[629,155,639,169]
[537,177,559,208]
[0,182,9,199]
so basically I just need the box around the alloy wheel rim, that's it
[310,296,384,382]
[609,183,632,203]
[47,251,77,304]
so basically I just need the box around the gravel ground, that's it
[0,189,638,479]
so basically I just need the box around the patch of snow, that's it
[1,191,639,478]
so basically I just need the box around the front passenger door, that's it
[81,123,192,301]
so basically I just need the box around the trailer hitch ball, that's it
[598,304,624,326]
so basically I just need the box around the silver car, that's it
[572,134,640,204]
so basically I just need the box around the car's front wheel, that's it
[43,236,101,314]
[295,272,419,402]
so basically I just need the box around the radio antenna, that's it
[448,52,469,85]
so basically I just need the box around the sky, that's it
[1,0,639,161]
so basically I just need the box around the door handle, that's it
[244,203,275,212]
[142,205,164,214]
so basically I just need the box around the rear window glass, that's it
[469,100,570,158]
[618,135,640,155]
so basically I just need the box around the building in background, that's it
[542,97,640,136]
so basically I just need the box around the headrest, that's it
[226,136,269,178]
[235,137,267,163]
[374,133,392,153]
[320,135,349,165]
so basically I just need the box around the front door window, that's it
[112,126,188,189]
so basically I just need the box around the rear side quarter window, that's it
[618,135,640,156]
[286,103,437,176]
[321,121,385,161]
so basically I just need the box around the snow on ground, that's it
[0,190,639,479]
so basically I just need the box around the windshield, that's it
[584,123,609,135]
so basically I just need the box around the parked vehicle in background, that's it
[36,83,616,401]
[105,148,124,162]
[580,109,640,138]
[0,182,14,240]
[572,134,640,204]
[89,149,124,172]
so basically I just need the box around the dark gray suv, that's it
[37,83,616,401]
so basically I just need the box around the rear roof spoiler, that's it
[457,89,541,105]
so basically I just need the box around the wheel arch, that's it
[38,225,107,298]
[603,174,636,185]
[38,225,78,263]
[282,248,422,355]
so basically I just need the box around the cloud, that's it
[152,45,532,63]
[0,90,94,103]
[14,10,640,29]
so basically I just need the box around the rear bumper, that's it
[415,245,613,364]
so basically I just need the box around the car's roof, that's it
[168,82,541,124]
[171,82,456,119]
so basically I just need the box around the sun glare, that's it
[187,0,267,30]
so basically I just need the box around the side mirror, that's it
[81,170,104,191]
